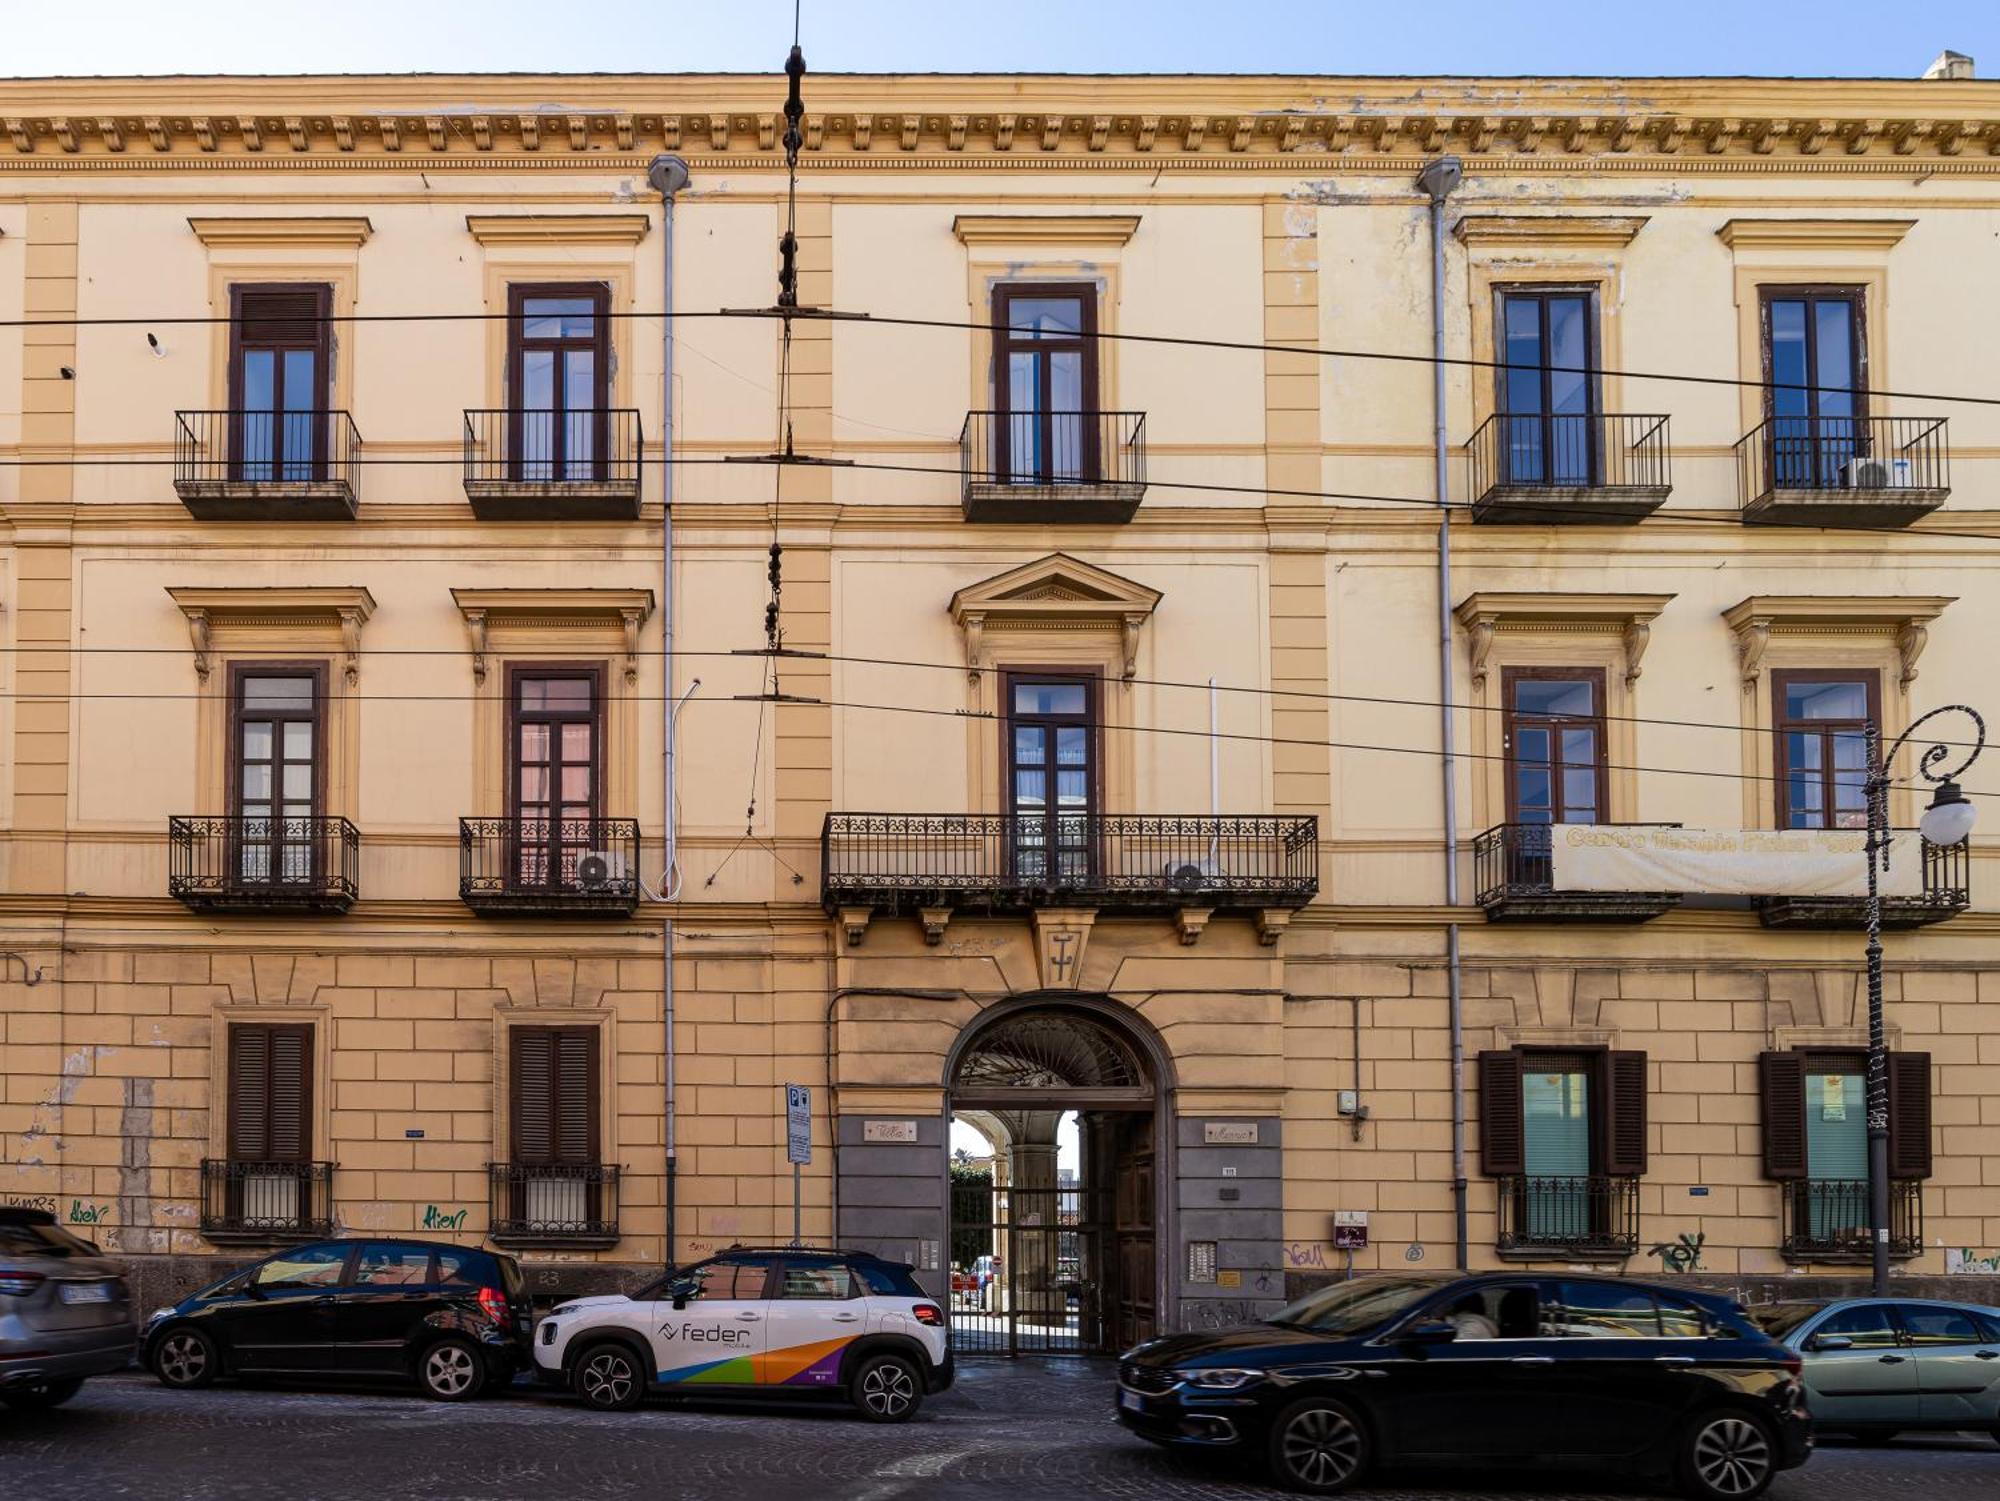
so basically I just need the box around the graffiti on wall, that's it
[1284,1242,1331,1270]
[66,1200,111,1227]
[1946,1248,2000,1275]
[2,1194,57,1215]
[1646,1232,1705,1273]
[421,1205,468,1232]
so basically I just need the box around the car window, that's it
[1811,1304,1901,1349]
[1977,1313,2000,1345]
[1748,1302,1825,1340]
[352,1243,434,1287]
[854,1260,926,1297]
[1899,1306,1980,1346]
[253,1243,349,1289]
[1656,1294,1710,1339]
[776,1258,856,1300]
[672,1258,770,1302]
[1422,1283,1543,1341]
[1271,1276,1446,1336]
[436,1250,483,1287]
[0,1221,97,1258]
[1547,1282,1662,1338]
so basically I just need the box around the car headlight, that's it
[149,1307,175,1323]
[1182,1367,1263,1390]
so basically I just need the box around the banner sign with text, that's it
[1548,825,1920,898]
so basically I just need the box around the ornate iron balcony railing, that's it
[487,1162,621,1249]
[1494,1174,1640,1260]
[168,815,360,913]
[459,817,641,916]
[199,1159,336,1244]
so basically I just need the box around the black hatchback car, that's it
[1116,1273,1811,1498]
[141,1238,532,1401]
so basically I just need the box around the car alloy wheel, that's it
[578,1348,640,1411]
[1689,1414,1774,1498]
[1275,1402,1365,1493]
[155,1330,215,1389]
[419,1339,481,1401]
[855,1356,920,1422]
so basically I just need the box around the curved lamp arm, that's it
[1880,703,1987,789]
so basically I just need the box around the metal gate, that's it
[947,1181,1101,1355]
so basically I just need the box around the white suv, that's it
[533,1247,952,1422]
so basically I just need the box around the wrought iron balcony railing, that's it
[173,409,361,520]
[1758,833,1970,929]
[1472,823,1680,923]
[460,817,641,916]
[959,410,1147,521]
[822,812,1318,914]
[1465,412,1672,523]
[1779,1177,1922,1263]
[487,1163,621,1248]
[462,408,643,519]
[199,1159,336,1244]
[1494,1174,1640,1260]
[168,815,360,914]
[1736,415,1950,525]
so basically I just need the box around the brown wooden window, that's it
[1502,667,1606,825]
[507,284,610,482]
[1496,287,1599,487]
[507,665,603,889]
[1773,669,1878,830]
[1758,1049,1931,1182]
[228,665,324,886]
[227,1022,314,1163]
[509,1025,601,1168]
[1761,286,1867,490]
[228,284,332,483]
[993,283,1101,484]
[1005,672,1098,884]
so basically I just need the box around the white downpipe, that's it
[648,154,690,1265]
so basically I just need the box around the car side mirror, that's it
[665,1279,695,1310]
[1402,1320,1459,1345]
[1811,1334,1853,1352]
[243,1280,267,1300]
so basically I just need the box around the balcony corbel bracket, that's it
[1256,908,1293,947]
[1175,906,1213,946]
[918,906,951,946]
[839,906,872,947]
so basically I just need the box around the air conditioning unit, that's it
[1841,456,1904,490]
[1161,858,1223,892]
[575,849,629,890]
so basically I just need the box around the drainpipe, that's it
[648,153,691,1267]
[1415,155,1468,1273]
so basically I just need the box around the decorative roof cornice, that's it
[187,215,373,247]
[1715,217,1916,249]
[1454,214,1648,248]
[464,213,651,246]
[1,76,1997,167]
[952,214,1142,246]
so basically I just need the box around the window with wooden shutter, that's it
[228,283,333,482]
[1887,1050,1933,1180]
[1478,1050,1526,1176]
[509,1026,600,1166]
[1758,1051,1809,1180]
[1600,1051,1649,1177]
[227,1023,313,1162]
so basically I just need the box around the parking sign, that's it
[786,1084,812,1165]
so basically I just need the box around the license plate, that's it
[1119,1389,1145,1413]
[60,1282,114,1304]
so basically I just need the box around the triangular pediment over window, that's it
[948,553,1162,680]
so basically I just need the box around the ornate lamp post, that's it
[1863,704,1984,1297]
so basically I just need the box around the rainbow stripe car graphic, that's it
[533,1247,952,1421]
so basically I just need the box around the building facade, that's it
[3,70,2000,1341]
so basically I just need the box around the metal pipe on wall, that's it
[1416,155,1470,1274]
[647,153,691,1267]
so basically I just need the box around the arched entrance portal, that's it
[946,999,1167,1356]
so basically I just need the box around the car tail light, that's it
[911,1303,945,1327]
[0,1271,46,1297]
[478,1286,508,1324]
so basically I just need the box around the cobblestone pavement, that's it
[3,1363,1998,1500]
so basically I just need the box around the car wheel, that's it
[416,1337,485,1402]
[1678,1409,1778,1501]
[1266,1397,1370,1495]
[0,1376,85,1410]
[572,1342,645,1412]
[152,1327,219,1390]
[850,1353,923,1424]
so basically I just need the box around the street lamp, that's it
[1863,704,1985,1297]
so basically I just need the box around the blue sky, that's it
[5,0,1997,78]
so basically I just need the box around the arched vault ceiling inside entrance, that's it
[952,1009,1148,1093]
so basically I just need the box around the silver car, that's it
[0,1208,136,1409]
[1752,1297,2000,1443]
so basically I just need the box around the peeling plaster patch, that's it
[116,1077,160,1255]
[1286,179,1376,207]
[1282,204,1317,240]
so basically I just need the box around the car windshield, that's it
[1267,1276,1445,1335]
[0,1220,97,1258]
[1746,1302,1825,1339]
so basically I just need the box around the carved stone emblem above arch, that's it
[948,552,1162,683]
